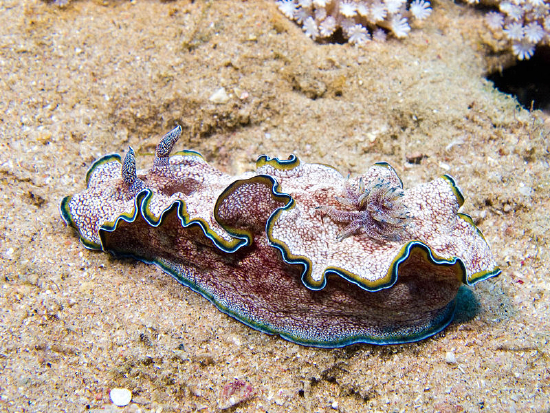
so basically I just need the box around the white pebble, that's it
[518,185,533,197]
[110,388,132,407]
[209,87,230,104]
[445,351,457,364]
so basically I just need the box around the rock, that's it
[406,152,427,164]
[217,379,255,410]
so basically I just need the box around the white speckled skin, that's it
[268,162,498,290]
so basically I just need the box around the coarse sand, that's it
[0,0,549,411]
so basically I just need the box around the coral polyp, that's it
[277,0,432,44]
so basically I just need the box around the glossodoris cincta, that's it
[60,126,500,347]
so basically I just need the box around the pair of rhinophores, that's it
[61,126,500,347]
[130,127,411,243]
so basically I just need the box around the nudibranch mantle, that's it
[61,126,500,347]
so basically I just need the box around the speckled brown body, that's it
[101,202,462,346]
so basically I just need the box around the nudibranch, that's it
[60,126,500,347]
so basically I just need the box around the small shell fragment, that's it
[110,388,132,407]
[445,351,457,364]
[209,87,230,104]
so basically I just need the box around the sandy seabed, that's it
[0,0,549,411]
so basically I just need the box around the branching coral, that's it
[277,0,432,44]
[277,0,549,59]
[478,0,550,59]
[46,0,548,59]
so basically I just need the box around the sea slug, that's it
[60,126,500,347]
